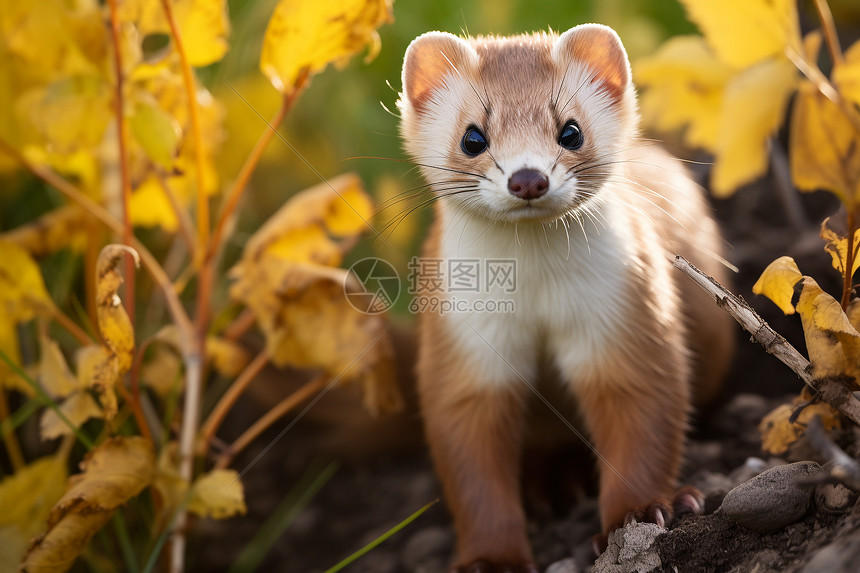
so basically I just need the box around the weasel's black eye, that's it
[461,126,488,156]
[558,120,583,150]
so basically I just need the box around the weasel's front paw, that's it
[592,486,705,554]
[623,485,705,527]
[448,560,539,573]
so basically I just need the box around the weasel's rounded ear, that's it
[402,32,476,112]
[553,24,631,101]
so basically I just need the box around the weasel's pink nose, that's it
[508,169,549,200]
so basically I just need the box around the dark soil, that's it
[191,168,859,572]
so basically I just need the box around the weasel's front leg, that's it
[573,360,690,536]
[418,333,535,571]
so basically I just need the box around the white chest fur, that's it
[432,200,633,387]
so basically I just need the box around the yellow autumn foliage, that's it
[22,437,155,573]
[260,0,393,94]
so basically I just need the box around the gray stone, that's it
[719,461,821,532]
[545,557,579,573]
[814,483,855,515]
[593,522,662,573]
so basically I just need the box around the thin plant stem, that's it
[199,350,269,453]
[194,83,304,341]
[0,388,25,470]
[156,175,198,258]
[209,80,305,260]
[50,303,94,346]
[785,47,860,137]
[221,308,256,342]
[169,352,202,573]
[106,0,136,325]
[215,374,328,469]
[128,336,158,444]
[813,0,843,66]
[159,0,209,257]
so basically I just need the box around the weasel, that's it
[397,25,734,572]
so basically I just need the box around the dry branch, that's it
[673,255,860,426]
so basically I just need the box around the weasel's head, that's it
[397,24,638,223]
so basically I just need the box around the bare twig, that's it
[199,350,269,453]
[106,0,136,324]
[159,0,208,257]
[221,308,256,342]
[673,255,860,425]
[215,374,328,470]
[813,0,843,66]
[49,303,94,347]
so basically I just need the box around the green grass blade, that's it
[0,348,94,450]
[113,511,140,573]
[229,460,339,573]
[1,398,40,436]
[323,499,439,573]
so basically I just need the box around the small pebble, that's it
[592,522,662,573]
[814,483,854,515]
[720,461,821,532]
[546,557,580,573]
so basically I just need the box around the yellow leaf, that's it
[0,205,89,258]
[206,336,250,378]
[260,0,393,93]
[40,392,103,441]
[820,214,860,281]
[141,346,182,397]
[242,173,373,266]
[22,512,113,573]
[229,261,402,415]
[760,400,841,455]
[834,39,860,107]
[39,335,78,398]
[188,469,246,519]
[0,240,52,323]
[17,76,112,154]
[790,83,860,204]
[152,442,187,514]
[75,345,111,388]
[130,98,181,169]
[752,255,802,315]
[0,456,67,568]
[120,0,230,67]
[95,245,137,375]
[129,176,180,232]
[795,276,860,381]
[22,437,155,573]
[634,35,732,152]
[679,0,801,69]
[150,325,249,380]
[847,298,860,332]
[711,58,797,196]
